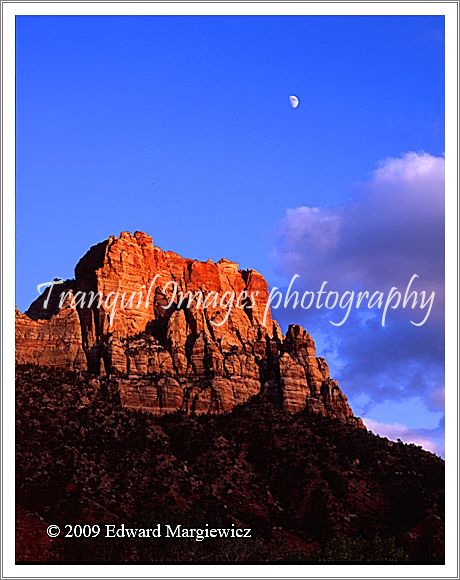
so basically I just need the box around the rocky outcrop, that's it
[16,231,363,426]
[15,303,86,370]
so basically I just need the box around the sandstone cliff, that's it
[16,231,362,426]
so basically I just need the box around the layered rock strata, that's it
[16,231,363,426]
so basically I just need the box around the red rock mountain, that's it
[16,231,363,426]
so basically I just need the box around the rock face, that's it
[16,231,363,426]
[15,304,86,370]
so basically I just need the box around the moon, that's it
[289,95,299,109]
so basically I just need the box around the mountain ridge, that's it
[15,231,444,563]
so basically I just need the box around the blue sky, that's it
[16,16,445,453]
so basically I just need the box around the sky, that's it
[16,16,445,454]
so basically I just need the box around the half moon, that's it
[289,95,299,109]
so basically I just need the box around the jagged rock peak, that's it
[16,231,363,427]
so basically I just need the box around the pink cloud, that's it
[364,418,443,456]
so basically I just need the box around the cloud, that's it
[276,151,444,292]
[273,152,444,435]
[364,417,444,457]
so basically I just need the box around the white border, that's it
[1,2,458,578]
